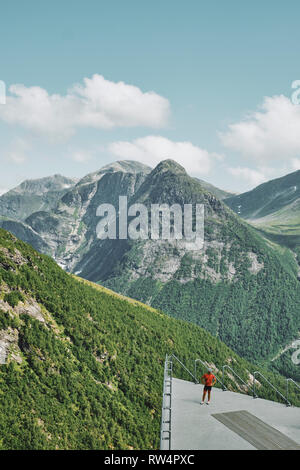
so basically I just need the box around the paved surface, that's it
[212,410,300,450]
[168,378,300,450]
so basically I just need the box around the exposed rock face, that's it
[0,247,27,266]
[15,298,45,323]
[248,252,264,274]
[0,328,22,364]
[23,161,151,272]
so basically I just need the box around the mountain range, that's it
[1,160,300,381]
[225,170,300,257]
[0,174,78,222]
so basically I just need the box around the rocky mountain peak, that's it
[75,160,152,187]
[151,159,187,176]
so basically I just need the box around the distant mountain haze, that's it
[0,174,78,222]
[224,169,300,255]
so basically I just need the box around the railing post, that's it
[222,364,255,396]
[254,371,291,407]
[160,354,172,450]
[171,354,198,383]
[286,378,300,407]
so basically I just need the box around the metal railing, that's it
[222,364,255,396]
[253,371,291,407]
[160,355,300,447]
[160,355,172,450]
[286,378,300,405]
[194,359,297,406]
[170,354,198,383]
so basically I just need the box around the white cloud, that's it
[5,138,30,164]
[290,158,300,171]
[108,135,222,176]
[227,167,267,188]
[69,151,93,163]
[0,75,170,139]
[220,95,300,162]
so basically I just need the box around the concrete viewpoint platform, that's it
[168,378,300,450]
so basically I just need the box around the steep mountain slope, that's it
[0,162,234,260]
[2,160,300,375]
[22,161,151,271]
[0,174,78,222]
[0,218,51,255]
[224,170,300,259]
[1,228,294,450]
[195,178,236,200]
[83,161,300,368]
[74,160,244,282]
[225,170,300,220]
[248,203,300,259]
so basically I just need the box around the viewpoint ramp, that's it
[169,378,300,450]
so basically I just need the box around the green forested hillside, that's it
[0,228,298,449]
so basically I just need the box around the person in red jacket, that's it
[201,368,216,405]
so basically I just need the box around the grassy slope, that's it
[0,228,299,450]
[250,208,300,257]
[224,170,300,254]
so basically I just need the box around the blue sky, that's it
[1,0,300,194]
